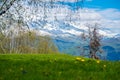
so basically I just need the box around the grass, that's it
[0,54,120,80]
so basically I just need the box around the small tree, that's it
[81,23,102,59]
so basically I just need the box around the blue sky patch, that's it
[84,0,120,10]
[57,0,120,10]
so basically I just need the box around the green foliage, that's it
[0,31,58,54]
[0,54,120,80]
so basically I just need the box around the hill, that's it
[0,54,120,80]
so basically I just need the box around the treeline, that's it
[0,0,58,54]
[0,31,58,54]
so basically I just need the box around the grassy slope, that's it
[0,54,120,80]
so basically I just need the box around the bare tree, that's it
[81,23,102,59]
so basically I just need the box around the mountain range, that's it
[29,18,120,60]
[6,0,120,60]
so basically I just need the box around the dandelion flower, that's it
[76,57,81,61]
[81,59,85,62]
[96,60,100,63]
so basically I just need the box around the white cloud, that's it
[97,9,120,35]
[99,8,120,20]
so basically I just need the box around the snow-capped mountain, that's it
[18,0,119,38]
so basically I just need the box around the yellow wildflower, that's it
[76,57,81,61]
[96,60,100,63]
[81,59,85,62]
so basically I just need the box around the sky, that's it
[57,0,120,10]
[84,0,120,10]
[84,0,120,36]
[53,0,120,37]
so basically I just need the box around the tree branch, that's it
[0,0,16,16]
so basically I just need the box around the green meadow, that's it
[0,54,120,80]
